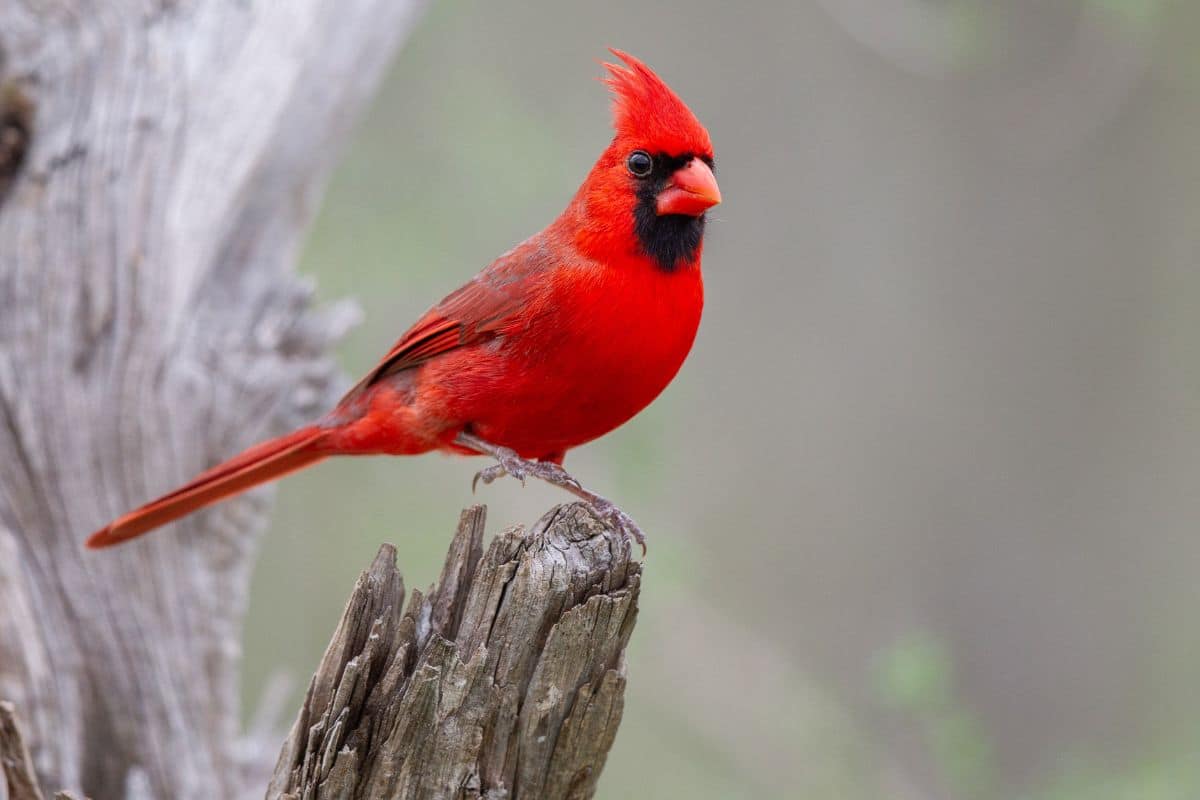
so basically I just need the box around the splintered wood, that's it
[267,504,640,800]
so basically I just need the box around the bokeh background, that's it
[243,2,1200,797]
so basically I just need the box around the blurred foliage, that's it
[1089,0,1167,32]
[875,633,1200,800]
[875,633,995,799]
[1028,751,1200,800]
[945,2,989,68]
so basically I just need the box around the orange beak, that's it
[656,158,721,217]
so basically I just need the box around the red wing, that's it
[339,251,544,402]
[371,313,470,375]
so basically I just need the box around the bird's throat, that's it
[632,205,706,272]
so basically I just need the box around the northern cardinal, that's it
[87,50,719,551]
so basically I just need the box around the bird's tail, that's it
[86,426,328,549]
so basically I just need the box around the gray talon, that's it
[589,499,647,557]
[472,463,510,493]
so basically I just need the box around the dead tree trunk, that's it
[0,2,426,798]
[268,504,639,800]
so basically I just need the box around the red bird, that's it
[87,50,720,551]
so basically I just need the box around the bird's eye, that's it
[626,150,653,177]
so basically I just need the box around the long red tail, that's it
[86,426,328,549]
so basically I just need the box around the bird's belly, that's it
[475,353,677,456]
[431,276,702,458]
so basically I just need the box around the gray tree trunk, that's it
[267,504,639,800]
[0,2,425,798]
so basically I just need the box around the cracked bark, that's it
[267,503,640,800]
[0,2,426,798]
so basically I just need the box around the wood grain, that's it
[0,3,424,797]
[268,504,639,800]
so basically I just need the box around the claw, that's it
[588,498,647,557]
[470,446,533,492]
[498,453,528,486]
[472,463,510,493]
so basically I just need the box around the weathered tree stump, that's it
[0,702,43,800]
[268,504,640,800]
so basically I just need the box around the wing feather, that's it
[337,240,553,403]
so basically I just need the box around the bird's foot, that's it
[471,446,526,491]
[456,431,646,555]
[586,495,647,557]
[471,462,509,491]
[471,446,581,493]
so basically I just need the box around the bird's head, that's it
[568,50,720,272]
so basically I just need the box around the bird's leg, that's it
[454,431,647,554]
[456,432,578,492]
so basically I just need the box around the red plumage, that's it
[604,49,712,157]
[87,50,720,549]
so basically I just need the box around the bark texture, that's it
[0,702,43,800]
[0,2,425,798]
[268,503,640,800]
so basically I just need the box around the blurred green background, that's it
[243,1,1200,797]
